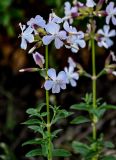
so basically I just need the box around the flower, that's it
[106,2,116,25]
[97,25,116,48]
[64,57,79,87]
[32,52,45,68]
[63,1,78,24]
[42,22,67,49]
[64,21,86,53]
[44,68,67,93]
[112,71,116,76]
[19,23,34,50]
[49,12,63,24]
[68,57,76,68]
[63,21,78,35]
[86,0,96,7]
[27,15,46,28]
[110,51,116,62]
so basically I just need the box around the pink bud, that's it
[32,52,45,68]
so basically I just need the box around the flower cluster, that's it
[19,0,116,93]
[44,57,79,93]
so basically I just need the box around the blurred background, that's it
[0,0,116,159]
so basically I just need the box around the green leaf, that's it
[37,103,46,112]
[26,108,38,115]
[104,141,115,149]
[25,149,42,157]
[41,143,48,157]
[39,69,46,78]
[41,112,47,117]
[22,119,41,125]
[28,125,43,134]
[101,156,116,160]
[72,141,90,156]
[52,109,71,124]
[71,116,90,124]
[100,104,116,110]
[85,151,98,160]
[90,108,106,119]
[70,103,89,111]
[52,149,71,157]
[52,129,62,138]
[22,138,44,146]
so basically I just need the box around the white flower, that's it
[110,51,116,62]
[44,68,67,93]
[27,15,46,28]
[42,22,67,49]
[63,1,78,24]
[68,57,76,68]
[19,23,34,50]
[112,71,116,76]
[97,25,116,48]
[63,21,78,35]
[49,12,63,24]
[63,21,86,53]
[106,2,116,25]
[64,57,79,87]
[86,0,96,7]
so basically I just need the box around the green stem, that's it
[91,37,98,160]
[91,37,97,140]
[45,46,52,160]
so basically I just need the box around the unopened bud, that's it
[33,52,45,68]
[19,68,39,72]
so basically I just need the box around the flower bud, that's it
[33,52,45,68]
[19,68,39,72]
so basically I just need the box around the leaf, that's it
[39,69,46,78]
[41,112,47,117]
[104,141,115,149]
[22,138,44,146]
[71,116,90,124]
[101,156,116,160]
[52,109,71,124]
[37,103,46,112]
[72,141,90,156]
[41,143,48,157]
[22,119,41,125]
[52,149,71,157]
[70,103,89,111]
[52,129,62,138]
[90,108,106,119]
[100,104,116,110]
[26,108,38,115]
[85,151,98,160]
[28,125,43,134]
[25,149,42,157]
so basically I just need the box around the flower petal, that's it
[24,34,34,43]
[58,31,67,40]
[48,68,56,80]
[55,37,64,49]
[52,83,60,93]
[70,79,77,87]
[44,80,53,90]
[45,22,60,34]
[60,83,66,90]
[42,35,54,45]
[57,71,67,83]
[112,16,116,25]
[21,38,27,50]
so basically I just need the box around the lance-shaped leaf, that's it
[71,116,90,124]
[25,149,42,157]
[52,149,71,157]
